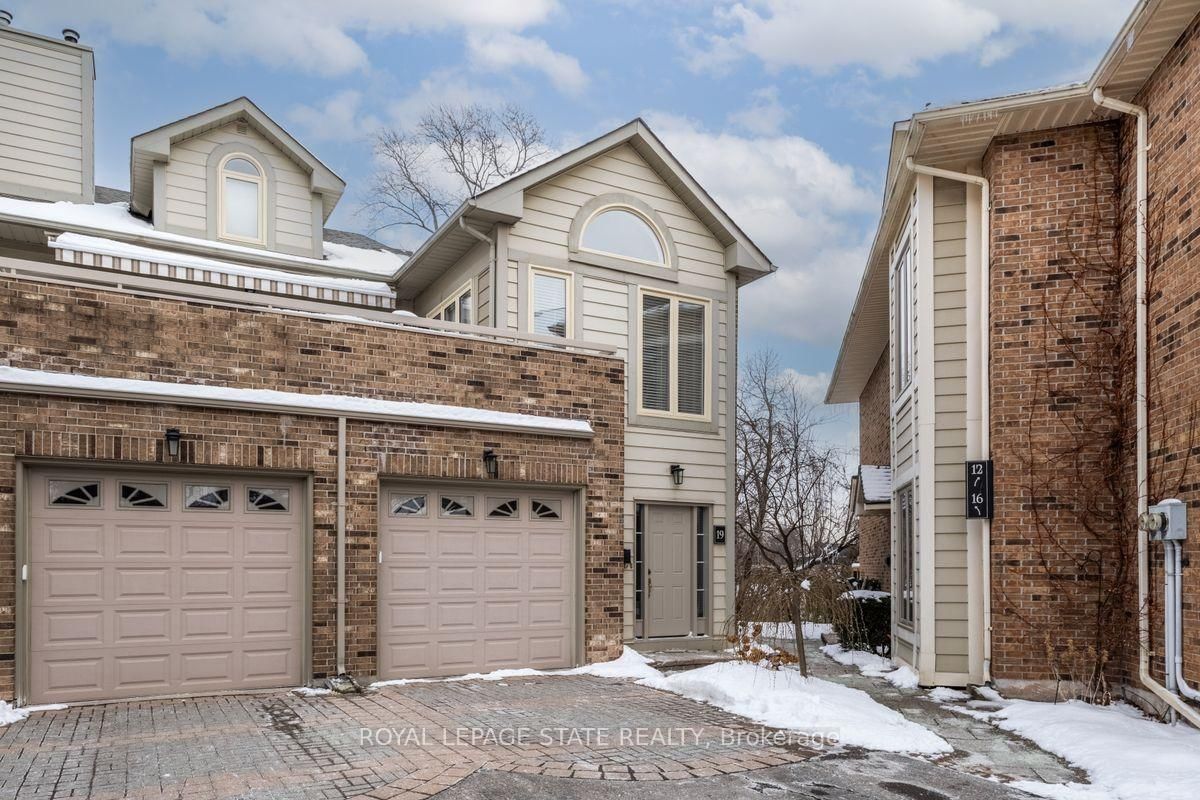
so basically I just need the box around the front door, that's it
[646,504,691,637]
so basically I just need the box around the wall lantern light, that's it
[165,428,182,459]
[670,464,685,486]
[483,449,499,480]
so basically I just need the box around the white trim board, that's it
[0,367,595,438]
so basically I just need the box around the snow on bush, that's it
[643,662,950,755]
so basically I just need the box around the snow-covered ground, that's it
[0,700,66,726]
[755,620,833,641]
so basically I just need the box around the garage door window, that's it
[390,493,426,516]
[531,499,561,520]
[185,484,230,510]
[487,498,519,518]
[119,482,167,509]
[48,479,100,507]
[248,486,290,512]
[439,495,474,517]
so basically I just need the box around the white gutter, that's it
[1093,87,1200,727]
[336,416,347,676]
[905,157,993,683]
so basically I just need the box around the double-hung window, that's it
[897,484,915,627]
[638,289,709,419]
[893,238,914,393]
[431,283,472,324]
[529,266,572,338]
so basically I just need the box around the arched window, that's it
[580,206,666,265]
[218,154,265,244]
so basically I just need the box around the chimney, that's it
[62,27,79,43]
[0,11,12,26]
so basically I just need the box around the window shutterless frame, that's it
[216,153,267,246]
[579,204,669,267]
[429,280,473,324]
[896,484,916,628]
[527,264,574,338]
[636,287,712,421]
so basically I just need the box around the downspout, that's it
[904,157,993,684]
[1093,87,1200,726]
[459,215,495,325]
[336,416,347,676]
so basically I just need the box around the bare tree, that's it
[366,104,549,235]
[736,350,853,575]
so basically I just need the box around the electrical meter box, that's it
[1142,498,1188,541]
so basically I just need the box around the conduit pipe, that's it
[1172,541,1200,701]
[336,416,347,676]
[1093,87,1200,726]
[904,157,994,683]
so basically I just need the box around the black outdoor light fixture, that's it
[164,428,182,459]
[670,464,685,486]
[483,449,499,480]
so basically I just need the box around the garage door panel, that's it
[379,487,574,680]
[28,471,305,704]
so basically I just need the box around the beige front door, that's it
[27,469,306,704]
[646,504,691,637]
[378,486,574,680]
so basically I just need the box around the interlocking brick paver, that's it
[0,675,821,799]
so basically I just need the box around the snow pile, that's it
[0,367,593,436]
[0,701,67,727]
[986,699,1200,800]
[822,643,920,687]
[292,687,333,697]
[755,621,833,641]
[643,662,950,755]
[928,687,970,703]
[883,665,920,689]
[568,647,662,681]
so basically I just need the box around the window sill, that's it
[628,410,719,435]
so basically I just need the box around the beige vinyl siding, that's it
[931,178,969,675]
[0,30,91,202]
[502,143,732,638]
[162,121,316,257]
[415,239,490,322]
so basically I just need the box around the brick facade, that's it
[984,122,1129,682]
[857,348,891,590]
[0,276,626,699]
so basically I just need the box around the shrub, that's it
[833,592,891,656]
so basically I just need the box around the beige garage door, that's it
[27,469,305,704]
[378,485,575,680]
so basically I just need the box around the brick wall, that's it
[0,276,626,699]
[1125,12,1200,693]
[857,347,890,589]
[984,122,1130,682]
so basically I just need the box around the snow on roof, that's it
[0,366,594,437]
[0,195,406,278]
[859,465,892,504]
[53,233,394,297]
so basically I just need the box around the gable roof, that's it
[826,0,1200,404]
[129,97,346,221]
[394,118,776,300]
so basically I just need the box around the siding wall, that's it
[891,192,919,660]
[161,121,317,257]
[415,239,491,325]
[494,142,734,639]
[0,28,92,203]
[931,178,969,676]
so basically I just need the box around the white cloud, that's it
[23,0,567,78]
[682,0,1131,77]
[728,86,788,135]
[386,69,504,130]
[645,112,875,345]
[287,89,381,143]
[466,31,589,95]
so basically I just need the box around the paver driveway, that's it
[0,675,820,799]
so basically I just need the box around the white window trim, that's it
[527,264,574,338]
[217,153,267,246]
[579,204,669,268]
[636,286,712,421]
[429,280,473,324]
[891,199,917,411]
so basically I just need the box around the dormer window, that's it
[219,154,265,244]
[581,206,666,265]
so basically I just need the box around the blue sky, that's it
[17,0,1137,455]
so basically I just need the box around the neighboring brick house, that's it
[0,15,773,705]
[850,349,891,590]
[827,0,1200,721]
